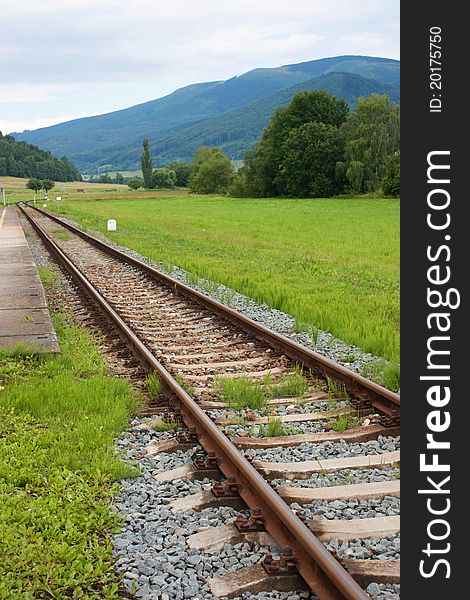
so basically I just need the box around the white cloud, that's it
[0,0,399,131]
[0,112,109,135]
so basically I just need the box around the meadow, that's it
[41,192,400,363]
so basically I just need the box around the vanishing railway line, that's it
[18,202,401,600]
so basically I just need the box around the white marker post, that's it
[107,219,117,231]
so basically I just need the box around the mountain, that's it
[0,132,81,181]
[14,55,400,174]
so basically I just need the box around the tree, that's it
[341,94,400,193]
[345,161,364,195]
[189,147,234,194]
[42,179,55,192]
[280,122,345,197]
[381,151,400,196]
[152,168,177,189]
[98,173,112,183]
[26,178,43,193]
[141,139,153,189]
[243,90,349,197]
[115,172,124,185]
[127,178,144,190]
[167,162,192,187]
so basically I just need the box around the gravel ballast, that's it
[326,535,400,561]
[293,496,400,521]
[114,417,320,599]
[245,436,400,463]
[274,467,400,489]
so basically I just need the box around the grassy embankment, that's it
[0,305,139,597]
[46,194,399,368]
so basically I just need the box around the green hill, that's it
[0,133,81,181]
[13,55,399,174]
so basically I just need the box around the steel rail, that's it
[22,203,400,421]
[19,205,370,600]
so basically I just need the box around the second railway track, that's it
[18,202,401,600]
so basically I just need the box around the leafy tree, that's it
[26,178,43,193]
[114,172,124,185]
[152,168,177,189]
[280,122,345,197]
[98,174,112,184]
[345,161,364,195]
[228,169,250,197]
[243,90,349,197]
[341,94,400,193]
[42,179,55,192]
[141,139,153,189]
[167,162,192,187]
[189,147,234,194]
[127,178,144,190]
[381,151,400,196]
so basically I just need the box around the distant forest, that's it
[0,133,82,181]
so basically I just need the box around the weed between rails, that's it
[214,375,268,410]
[0,314,139,597]
[152,417,179,432]
[50,228,73,241]
[331,411,363,433]
[214,367,310,410]
[258,417,301,438]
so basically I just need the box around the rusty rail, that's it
[18,203,371,599]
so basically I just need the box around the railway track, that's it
[18,202,401,600]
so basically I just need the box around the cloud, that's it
[1,0,399,133]
[0,112,109,135]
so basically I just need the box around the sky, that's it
[0,0,399,135]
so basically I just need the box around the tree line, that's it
[232,91,400,197]
[131,90,399,198]
[0,132,82,181]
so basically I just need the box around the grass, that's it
[37,266,56,286]
[0,314,139,597]
[326,376,349,400]
[152,417,179,432]
[214,375,268,410]
[258,417,301,438]
[272,366,309,397]
[214,368,309,410]
[50,229,73,241]
[331,412,363,433]
[361,360,400,392]
[145,371,162,399]
[43,194,399,363]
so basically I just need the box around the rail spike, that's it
[211,476,240,498]
[262,547,299,576]
[234,507,265,532]
[193,450,220,471]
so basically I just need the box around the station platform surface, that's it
[0,206,59,352]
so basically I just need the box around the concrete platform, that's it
[0,207,59,352]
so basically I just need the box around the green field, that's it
[48,194,399,362]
